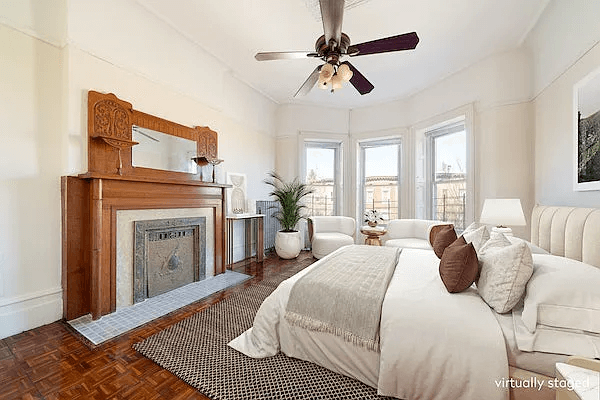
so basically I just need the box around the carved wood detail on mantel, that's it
[62,91,230,321]
[87,90,219,180]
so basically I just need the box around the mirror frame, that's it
[86,90,218,182]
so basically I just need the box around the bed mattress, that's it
[493,308,568,377]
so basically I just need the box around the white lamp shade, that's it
[480,199,526,226]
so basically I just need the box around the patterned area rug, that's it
[133,261,393,400]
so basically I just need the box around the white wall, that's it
[526,0,600,99]
[65,0,278,262]
[0,9,66,338]
[350,48,534,238]
[526,0,600,207]
[0,0,277,338]
[275,104,350,181]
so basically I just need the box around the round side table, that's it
[360,226,387,246]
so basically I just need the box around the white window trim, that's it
[298,132,348,216]
[357,136,403,225]
[411,104,475,226]
[351,129,409,227]
[426,121,466,224]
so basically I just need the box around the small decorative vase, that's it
[367,221,377,227]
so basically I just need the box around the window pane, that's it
[432,130,466,229]
[363,143,400,222]
[305,146,336,216]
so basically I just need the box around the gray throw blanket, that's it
[284,245,401,352]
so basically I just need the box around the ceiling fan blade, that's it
[294,66,321,97]
[255,51,318,61]
[349,32,419,57]
[340,61,374,95]
[319,0,344,46]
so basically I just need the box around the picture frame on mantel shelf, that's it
[574,66,600,191]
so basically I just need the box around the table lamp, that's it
[479,198,526,236]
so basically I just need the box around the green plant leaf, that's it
[264,171,315,231]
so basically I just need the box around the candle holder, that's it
[192,156,224,183]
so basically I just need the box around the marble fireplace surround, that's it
[117,209,214,309]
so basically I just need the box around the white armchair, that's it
[381,219,452,249]
[308,216,356,259]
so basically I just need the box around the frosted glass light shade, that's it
[480,199,526,227]
[331,73,343,89]
[320,63,334,81]
[337,63,353,81]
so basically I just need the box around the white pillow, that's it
[521,254,600,334]
[479,231,511,254]
[462,225,490,253]
[506,236,549,255]
[513,306,600,358]
[476,242,533,313]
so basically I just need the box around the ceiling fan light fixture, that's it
[318,80,330,90]
[331,73,344,90]
[337,63,353,81]
[320,63,335,81]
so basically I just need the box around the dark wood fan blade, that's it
[255,51,318,61]
[349,32,419,57]
[294,66,321,97]
[340,61,373,95]
[319,0,344,46]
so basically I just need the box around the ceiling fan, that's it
[254,0,419,97]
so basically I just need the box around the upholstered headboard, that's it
[530,205,600,268]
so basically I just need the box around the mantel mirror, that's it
[131,125,198,174]
[86,90,220,183]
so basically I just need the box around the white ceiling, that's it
[136,0,549,109]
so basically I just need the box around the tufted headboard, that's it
[530,205,600,268]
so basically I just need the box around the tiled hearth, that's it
[68,270,250,345]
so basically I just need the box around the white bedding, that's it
[229,248,509,400]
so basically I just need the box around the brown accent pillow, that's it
[432,225,457,259]
[439,237,479,293]
[428,224,455,246]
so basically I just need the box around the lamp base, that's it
[491,226,513,237]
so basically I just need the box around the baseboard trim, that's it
[0,287,63,339]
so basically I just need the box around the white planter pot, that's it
[275,231,303,259]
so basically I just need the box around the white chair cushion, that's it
[311,232,354,259]
[310,216,355,236]
[384,238,432,250]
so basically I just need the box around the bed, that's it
[229,205,600,400]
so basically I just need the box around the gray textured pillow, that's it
[476,242,533,313]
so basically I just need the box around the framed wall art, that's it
[574,66,600,191]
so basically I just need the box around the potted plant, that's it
[264,171,314,259]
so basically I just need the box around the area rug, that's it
[133,260,393,400]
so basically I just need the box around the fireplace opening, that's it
[134,217,206,303]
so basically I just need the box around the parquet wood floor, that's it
[0,252,315,400]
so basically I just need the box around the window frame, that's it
[425,120,468,229]
[358,137,402,224]
[302,139,343,216]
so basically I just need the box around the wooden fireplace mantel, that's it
[61,91,230,321]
